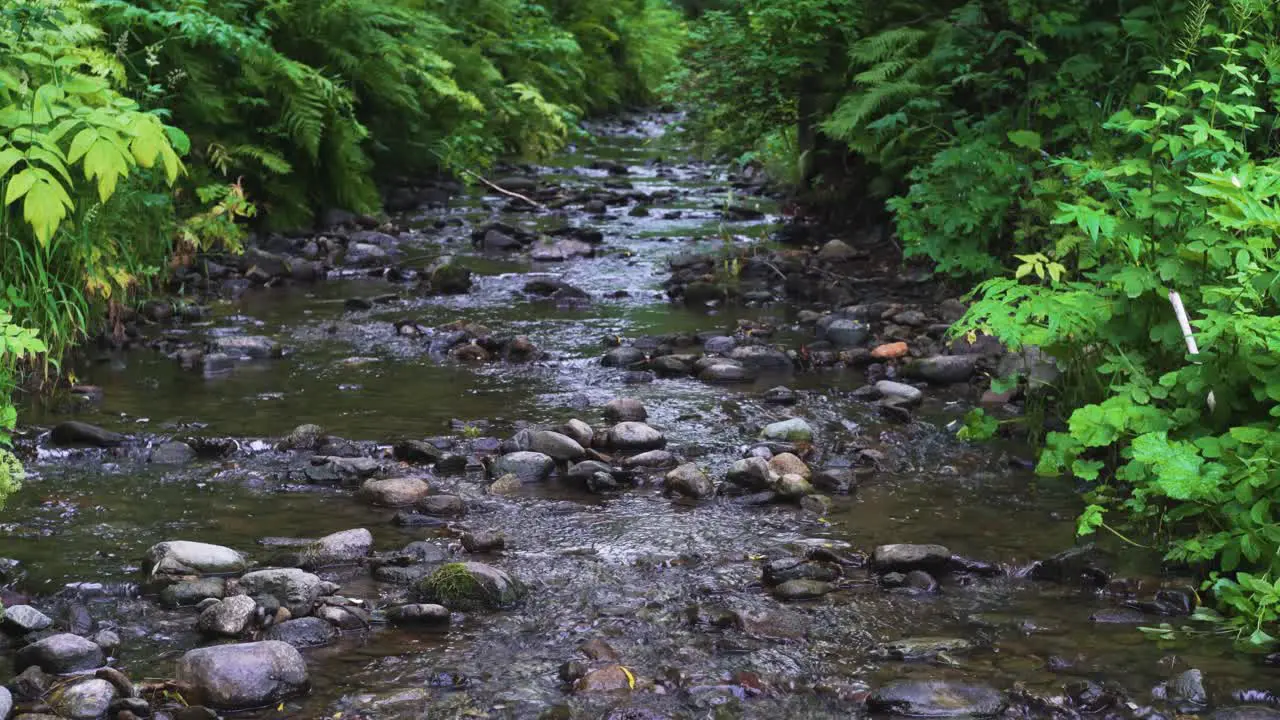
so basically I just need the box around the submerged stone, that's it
[868,680,1004,717]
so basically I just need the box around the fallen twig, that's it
[1169,290,1217,412]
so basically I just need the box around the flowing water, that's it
[2,115,1275,719]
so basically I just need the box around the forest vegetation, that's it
[4,0,1280,644]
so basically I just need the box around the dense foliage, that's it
[0,0,683,504]
[681,0,1280,644]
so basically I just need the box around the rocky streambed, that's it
[1,114,1277,720]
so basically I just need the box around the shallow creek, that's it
[2,115,1275,719]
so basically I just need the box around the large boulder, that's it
[606,422,666,453]
[526,431,586,462]
[907,355,980,384]
[492,452,555,483]
[357,478,430,507]
[872,544,952,573]
[175,641,309,710]
[298,528,373,569]
[48,678,117,720]
[237,568,323,617]
[146,541,247,583]
[664,464,715,499]
[760,418,814,443]
[0,605,53,635]
[726,457,774,491]
[603,398,647,423]
[264,617,338,648]
[414,562,524,611]
[729,345,792,374]
[14,634,105,674]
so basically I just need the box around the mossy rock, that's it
[414,562,525,611]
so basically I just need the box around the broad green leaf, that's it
[1007,130,1042,150]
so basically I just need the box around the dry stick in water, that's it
[1168,290,1217,413]
[427,149,547,210]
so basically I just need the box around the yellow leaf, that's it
[277,702,284,711]
[619,666,636,690]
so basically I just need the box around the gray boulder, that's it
[872,544,952,573]
[0,687,10,720]
[726,457,774,491]
[908,355,980,384]
[823,318,869,348]
[146,541,247,582]
[263,617,337,648]
[606,422,665,453]
[603,398,647,422]
[49,678,117,720]
[209,335,282,360]
[386,603,451,625]
[161,578,227,608]
[527,431,586,461]
[299,528,373,569]
[729,345,792,373]
[699,363,753,383]
[15,633,105,674]
[237,568,323,617]
[196,595,257,637]
[175,641,309,710]
[876,380,924,406]
[1,605,53,635]
[664,464,715,499]
[414,562,525,611]
[493,451,555,483]
[150,440,197,465]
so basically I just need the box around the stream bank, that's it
[1,114,1276,720]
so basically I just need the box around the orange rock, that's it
[870,342,908,360]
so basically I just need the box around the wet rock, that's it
[15,633,105,673]
[603,347,646,368]
[704,336,736,354]
[10,666,52,700]
[237,569,323,617]
[760,418,813,443]
[0,687,9,720]
[63,603,94,635]
[209,335,282,360]
[493,451,555,483]
[299,528,373,569]
[763,386,797,404]
[872,544,952,573]
[607,422,666,453]
[574,666,635,694]
[374,564,436,584]
[823,319,869,348]
[726,457,774,492]
[873,637,974,661]
[560,419,594,449]
[393,439,444,465]
[90,630,120,655]
[729,345,792,374]
[1030,544,1110,587]
[868,680,1004,717]
[429,262,473,295]
[883,570,939,594]
[150,441,197,465]
[603,398,647,423]
[770,579,835,600]
[769,452,810,479]
[461,531,506,553]
[763,558,840,586]
[1089,608,1147,624]
[1,605,53,635]
[699,362,753,383]
[415,562,525,611]
[358,477,430,507]
[620,450,677,469]
[1169,668,1207,708]
[800,494,832,514]
[527,431,586,462]
[416,495,467,517]
[776,474,815,498]
[386,604,451,626]
[160,578,226,608]
[908,355,979,384]
[344,241,390,267]
[175,641,309,710]
[313,602,370,630]
[812,467,857,494]
[306,456,383,483]
[876,380,923,406]
[50,421,124,448]
[817,239,859,262]
[579,638,620,662]
[487,474,523,496]
[146,541,248,583]
[196,595,256,637]
[49,678,116,720]
[279,423,324,451]
[664,464,715,499]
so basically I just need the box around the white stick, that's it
[1169,290,1216,412]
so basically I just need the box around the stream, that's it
[1,114,1276,719]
